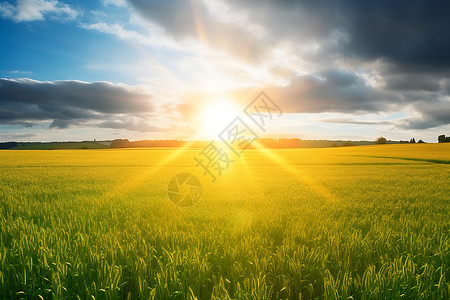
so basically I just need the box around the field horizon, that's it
[1,143,448,299]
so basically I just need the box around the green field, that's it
[0,144,449,299]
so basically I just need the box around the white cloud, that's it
[0,78,178,133]
[0,2,14,18]
[202,0,266,38]
[101,0,127,7]
[81,22,183,50]
[0,0,78,22]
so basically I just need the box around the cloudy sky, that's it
[1,0,449,142]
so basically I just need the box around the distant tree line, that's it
[0,142,18,149]
[438,135,450,143]
[397,137,425,144]
[246,139,375,148]
[3,135,448,150]
[110,139,209,148]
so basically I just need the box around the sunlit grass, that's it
[0,144,449,299]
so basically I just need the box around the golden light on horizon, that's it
[198,98,242,139]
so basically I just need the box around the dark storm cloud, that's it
[0,78,163,132]
[127,0,450,70]
[267,69,398,113]
[385,73,442,92]
[400,101,450,130]
[270,70,449,129]
[443,80,450,94]
[250,0,450,71]
[337,0,450,70]
[125,0,450,76]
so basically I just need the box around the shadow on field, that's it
[353,155,450,165]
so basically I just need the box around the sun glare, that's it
[199,99,241,139]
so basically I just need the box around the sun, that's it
[198,99,242,139]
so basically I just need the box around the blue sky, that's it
[0,1,161,84]
[1,0,450,142]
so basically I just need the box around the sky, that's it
[1,0,450,142]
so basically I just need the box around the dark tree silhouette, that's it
[376,137,387,144]
[438,135,450,143]
[410,138,416,143]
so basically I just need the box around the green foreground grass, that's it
[0,144,449,299]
